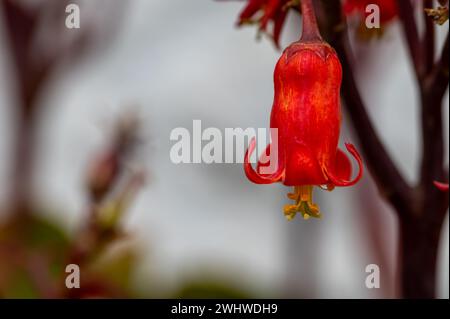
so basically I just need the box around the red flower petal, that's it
[260,0,282,30]
[238,0,266,25]
[256,144,271,175]
[236,0,291,47]
[244,137,284,184]
[283,142,326,186]
[434,181,449,192]
[272,6,288,49]
[325,143,363,187]
[333,147,353,181]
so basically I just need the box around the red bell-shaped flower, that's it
[244,0,363,220]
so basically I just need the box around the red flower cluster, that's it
[234,0,399,47]
[237,0,294,48]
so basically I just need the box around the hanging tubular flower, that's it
[244,0,363,220]
[236,0,297,48]
[434,181,449,192]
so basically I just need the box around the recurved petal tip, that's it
[326,143,363,187]
[434,181,449,192]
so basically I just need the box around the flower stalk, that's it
[299,0,322,42]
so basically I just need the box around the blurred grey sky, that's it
[0,0,448,298]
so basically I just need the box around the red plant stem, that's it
[300,0,322,42]
[320,0,449,298]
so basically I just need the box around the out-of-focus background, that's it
[0,0,448,298]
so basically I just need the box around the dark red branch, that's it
[424,0,436,74]
[426,32,449,102]
[395,1,449,299]
[396,0,425,81]
[320,0,449,299]
[319,0,413,217]
[1,0,44,215]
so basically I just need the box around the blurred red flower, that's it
[343,0,398,23]
[237,0,293,48]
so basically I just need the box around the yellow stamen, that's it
[283,185,322,220]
